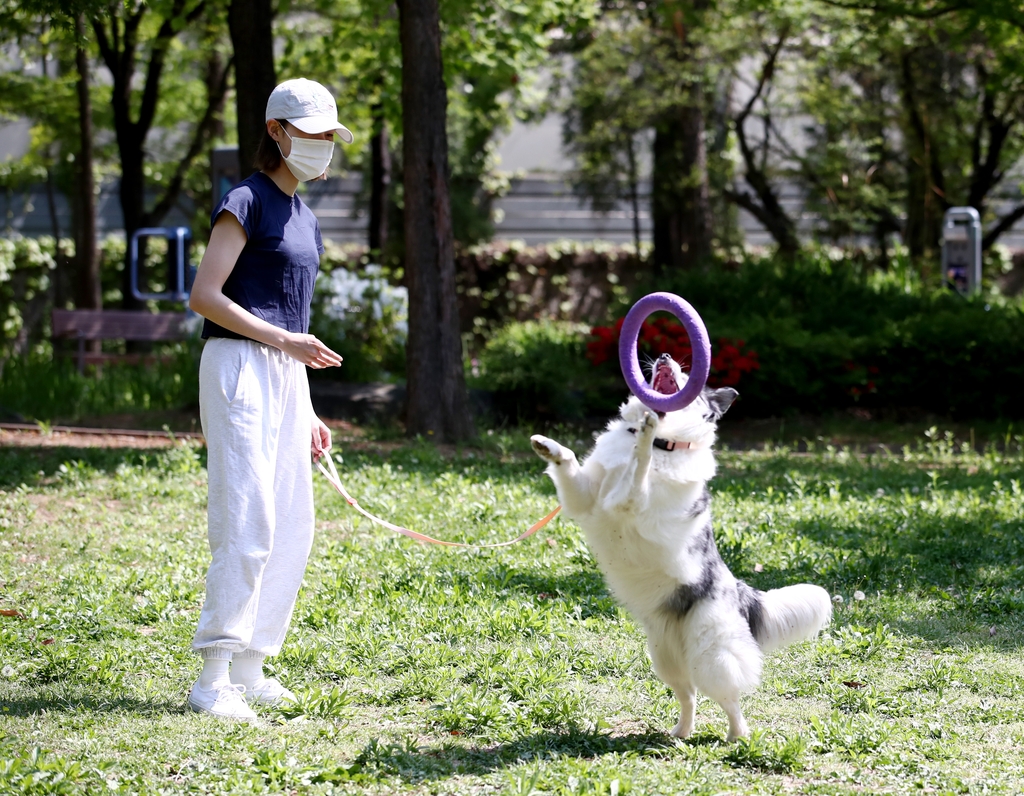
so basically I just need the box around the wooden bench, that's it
[52,309,193,373]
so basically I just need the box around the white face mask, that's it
[278,128,335,181]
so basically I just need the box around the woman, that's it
[186,78,352,719]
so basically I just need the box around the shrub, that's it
[467,249,1024,422]
[645,251,1024,419]
[587,315,761,389]
[470,320,595,421]
[0,235,68,365]
[456,239,640,344]
[308,263,408,382]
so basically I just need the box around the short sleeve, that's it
[211,184,259,239]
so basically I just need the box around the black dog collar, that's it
[626,426,697,451]
[654,437,694,451]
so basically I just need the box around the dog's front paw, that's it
[531,435,568,465]
[638,411,658,440]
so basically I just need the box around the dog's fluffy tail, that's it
[757,584,832,653]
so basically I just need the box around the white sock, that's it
[230,654,265,687]
[198,658,230,690]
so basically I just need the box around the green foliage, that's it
[562,18,652,223]
[1,1,231,239]
[724,729,807,773]
[734,1,1024,257]
[470,320,594,421]
[0,13,82,202]
[461,247,1024,421]
[282,0,596,246]
[0,347,199,423]
[0,236,68,366]
[650,249,1024,419]
[309,250,409,382]
[0,742,106,795]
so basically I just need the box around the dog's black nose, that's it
[656,353,672,363]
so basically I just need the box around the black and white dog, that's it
[531,354,832,741]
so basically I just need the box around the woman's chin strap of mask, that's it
[277,126,335,182]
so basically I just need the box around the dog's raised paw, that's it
[640,411,658,437]
[531,435,565,464]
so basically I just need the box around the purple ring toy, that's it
[617,292,711,412]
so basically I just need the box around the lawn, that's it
[1,425,1023,795]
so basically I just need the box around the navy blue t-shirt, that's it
[201,171,324,340]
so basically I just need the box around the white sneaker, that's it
[234,677,295,706]
[187,679,257,720]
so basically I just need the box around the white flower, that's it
[315,266,409,344]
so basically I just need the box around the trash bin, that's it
[941,207,982,295]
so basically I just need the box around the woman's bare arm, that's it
[188,212,342,369]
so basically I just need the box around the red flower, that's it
[587,317,760,389]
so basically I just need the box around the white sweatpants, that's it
[192,337,315,661]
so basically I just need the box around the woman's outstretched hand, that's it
[283,333,343,369]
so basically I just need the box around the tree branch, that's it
[968,71,1013,209]
[726,30,800,253]
[735,31,786,127]
[91,16,114,71]
[144,51,233,225]
[820,0,974,21]
[137,0,189,136]
[982,202,1024,250]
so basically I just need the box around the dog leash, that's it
[315,454,561,548]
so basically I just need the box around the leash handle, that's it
[316,454,560,548]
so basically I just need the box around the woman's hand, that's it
[283,333,343,369]
[311,416,332,461]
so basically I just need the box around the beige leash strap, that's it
[316,454,561,548]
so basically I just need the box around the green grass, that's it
[0,348,200,425]
[1,429,1023,794]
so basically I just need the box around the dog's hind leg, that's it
[720,696,749,742]
[669,684,698,739]
[530,435,594,514]
[648,632,696,739]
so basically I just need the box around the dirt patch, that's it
[0,418,365,452]
[0,426,200,450]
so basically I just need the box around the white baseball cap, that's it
[265,78,354,144]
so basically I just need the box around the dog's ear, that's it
[705,387,738,420]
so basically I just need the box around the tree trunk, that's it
[368,102,391,253]
[677,94,713,264]
[900,49,947,264]
[229,0,277,178]
[651,104,713,272]
[73,15,100,311]
[651,127,677,271]
[116,132,147,310]
[650,7,713,273]
[397,0,475,442]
